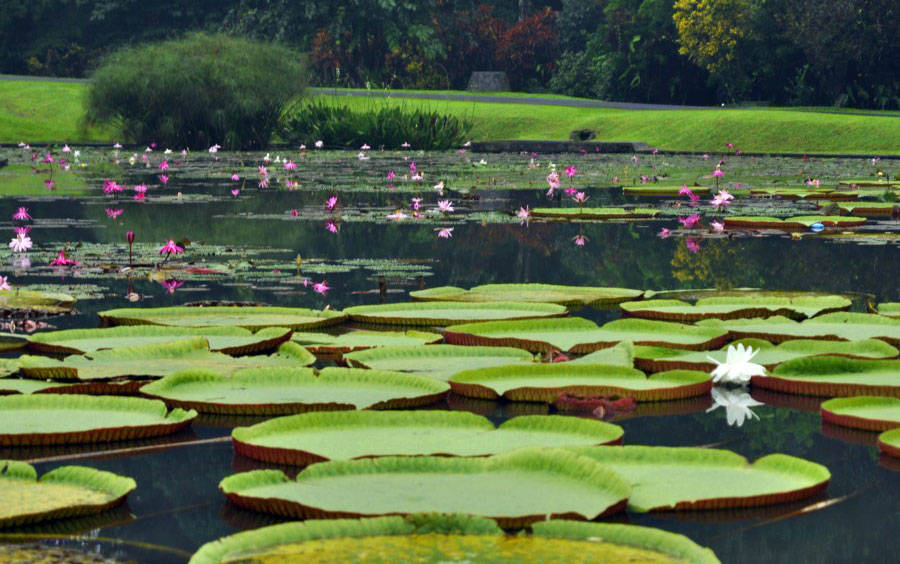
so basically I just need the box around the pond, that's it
[0,146,897,563]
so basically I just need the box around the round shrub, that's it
[85,33,306,149]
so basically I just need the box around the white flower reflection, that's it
[706,387,765,427]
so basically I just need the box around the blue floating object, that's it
[810,223,825,232]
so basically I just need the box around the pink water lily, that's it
[711,189,734,207]
[159,239,184,256]
[9,232,32,253]
[411,198,422,211]
[678,186,700,204]
[105,208,124,219]
[712,167,724,178]
[231,173,240,181]
[517,206,531,221]
[565,165,578,178]
[679,214,701,229]
[686,237,701,253]
[12,207,30,221]
[208,144,221,154]
[103,180,123,194]
[437,200,454,213]
[0,276,10,291]
[44,179,56,190]
[160,279,184,295]
[433,181,445,194]
[401,141,411,149]
[315,140,324,148]
[325,196,338,212]
[546,172,560,196]
[573,234,588,247]
[409,162,417,174]
[290,209,300,217]
[51,250,77,267]
[313,280,330,295]
[711,220,725,232]
[386,171,396,182]
[658,228,672,239]
[572,191,589,204]
[284,160,297,171]
[436,227,454,238]
[159,175,169,185]
[231,188,240,197]
[325,218,339,233]
[159,160,169,171]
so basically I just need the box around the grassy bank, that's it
[2,80,898,154]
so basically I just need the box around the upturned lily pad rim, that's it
[820,396,900,431]
[755,357,900,397]
[291,329,443,358]
[219,448,632,527]
[723,215,865,229]
[140,367,449,415]
[697,313,900,346]
[0,459,136,528]
[344,344,535,372]
[567,445,831,512]
[0,394,197,446]
[449,364,711,403]
[231,411,624,465]
[531,207,658,220]
[878,428,900,458]
[97,306,347,330]
[410,284,644,307]
[189,515,720,564]
[343,301,568,326]
[620,295,851,322]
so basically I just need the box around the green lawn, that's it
[2,80,898,154]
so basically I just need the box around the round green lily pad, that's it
[291,329,443,360]
[878,428,900,458]
[27,326,293,356]
[97,306,347,330]
[820,396,900,431]
[219,448,631,527]
[344,344,535,381]
[445,317,728,353]
[343,301,567,326]
[141,367,449,415]
[531,207,658,220]
[410,284,644,307]
[697,313,900,346]
[0,460,136,528]
[754,357,900,397]
[0,394,197,445]
[449,365,711,403]
[568,446,830,512]
[620,295,851,322]
[723,216,865,230]
[232,411,624,465]
[189,515,720,564]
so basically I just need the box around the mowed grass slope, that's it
[1,80,898,154]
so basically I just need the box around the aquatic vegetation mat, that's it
[141,367,449,415]
[819,396,900,431]
[0,394,196,445]
[232,411,623,465]
[97,306,346,330]
[343,301,567,326]
[755,357,900,397]
[26,326,293,355]
[0,460,136,528]
[619,296,851,322]
[449,365,711,403]
[409,284,643,306]
[568,446,830,512]
[344,344,535,381]
[218,448,630,527]
[445,317,728,353]
[291,329,442,358]
[189,514,719,564]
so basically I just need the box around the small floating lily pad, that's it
[410,284,643,307]
[291,330,443,359]
[189,515,720,564]
[568,446,830,512]
[0,460,136,528]
[97,306,346,330]
[17,338,315,382]
[445,317,727,353]
[531,207,658,220]
[343,301,567,326]
[219,448,631,527]
[875,303,900,318]
[820,396,900,431]
[141,367,449,415]
[232,411,623,465]
[450,365,711,403]
[878,428,900,458]
[344,344,535,381]
[27,326,293,355]
[754,357,900,397]
[697,313,900,345]
[0,394,196,445]
[620,296,851,322]
[723,216,865,229]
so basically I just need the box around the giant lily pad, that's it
[531,207,658,220]
[344,344,535,381]
[624,185,712,197]
[97,306,346,330]
[878,428,900,458]
[27,326,293,356]
[17,338,315,382]
[723,216,865,229]
[232,411,624,465]
[0,289,76,316]
[634,339,898,373]
[754,357,900,397]
[567,341,636,367]
[140,367,449,415]
[448,317,728,353]
[189,515,720,564]
[450,365,711,403]
[620,296,851,322]
[409,284,643,307]
[291,329,442,359]
[834,202,898,217]
[343,301,567,326]
[875,303,900,318]
[697,313,900,345]
[820,396,900,431]
[568,446,830,512]
[0,394,196,445]
[219,448,631,527]
[0,460,136,528]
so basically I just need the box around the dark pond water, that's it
[0,148,897,563]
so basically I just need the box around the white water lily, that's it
[706,387,765,427]
[707,344,766,385]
